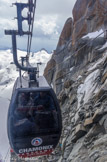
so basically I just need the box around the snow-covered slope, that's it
[0,49,52,161]
[82,29,104,39]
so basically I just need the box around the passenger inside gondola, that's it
[34,92,56,111]
[13,93,35,137]
[18,92,29,107]
[13,91,58,137]
[33,92,57,129]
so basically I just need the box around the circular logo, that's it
[31,137,43,146]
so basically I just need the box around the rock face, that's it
[56,18,73,50]
[55,0,107,48]
[43,39,107,162]
[44,0,107,78]
[72,0,107,44]
[44,57,56,84]
[73,0,90,23]
[43,0,107,162]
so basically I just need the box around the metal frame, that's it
[5,1,37,85]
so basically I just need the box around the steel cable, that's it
[27,0,37,59]
[99,0,107,10]
[46,30,106,85]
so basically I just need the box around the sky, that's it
[0,0,76,52]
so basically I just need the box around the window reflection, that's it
[13,91,58,137]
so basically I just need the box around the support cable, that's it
[47,30,106,85]
[27,0,37,60]
[99,0,107,10]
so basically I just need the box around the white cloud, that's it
[35,16,59,35]
[0,19,17,29]
[0,0,76,51]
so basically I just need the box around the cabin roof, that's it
[14,76,50,90]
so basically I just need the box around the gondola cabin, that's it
[7,76,62,158]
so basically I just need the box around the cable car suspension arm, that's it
[5,0,37,73]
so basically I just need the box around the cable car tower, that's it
[5,0,62,158]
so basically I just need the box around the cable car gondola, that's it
[5,0,62,158]
[8,76,62,158]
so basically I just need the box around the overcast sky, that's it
[0,0,76,52]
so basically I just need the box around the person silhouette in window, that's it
[33,92,57,129]
[18,93,28,107]
[13,93,36,137]
[34,92,55,111]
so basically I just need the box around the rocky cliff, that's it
[43,0,107,162]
